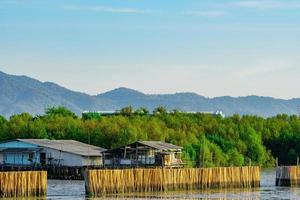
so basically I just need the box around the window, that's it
[29,153,34,162]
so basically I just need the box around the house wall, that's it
[4,152,36,165]
[41,147,103,167]
[82,156,103,166]
[0,141,40,165]
[0,141,103,167]
[163,153,182,166]
[41,148,83,166]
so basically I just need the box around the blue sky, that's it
[1,0,300,98]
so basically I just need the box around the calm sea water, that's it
[44,169,300,199]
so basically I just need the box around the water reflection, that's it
[43,169,300,200]
[1,197,46,200]
[92,188,260,200]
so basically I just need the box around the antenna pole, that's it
[88,130,90,169]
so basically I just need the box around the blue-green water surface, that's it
[45,169,300,200]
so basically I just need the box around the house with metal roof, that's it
[0,139,106,167]
[104,141,183,168]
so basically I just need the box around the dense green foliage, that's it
[1,107,300,167]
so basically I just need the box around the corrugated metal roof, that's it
[137,141,182,151]
[17,139,106,157]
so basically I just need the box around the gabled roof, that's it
[16,139,106,157]
[106,141,183,153]
[137,141,183,151]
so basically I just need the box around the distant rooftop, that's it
[17,139,106,157]
[137,141,183,151]
[82,110,117,114]
[107,141,183,152]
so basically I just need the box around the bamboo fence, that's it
[85,167,260,196]
[0,171,47,197]
[276,166,300,186]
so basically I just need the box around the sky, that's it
[0,0,300,99]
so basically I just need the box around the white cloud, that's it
[62,5,153,14]
[233,0,300,9]
[183,10,226,17]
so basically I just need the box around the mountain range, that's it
[0,70,299,118]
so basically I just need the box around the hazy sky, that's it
[1,0,300,98]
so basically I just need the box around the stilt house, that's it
[104,141,183,167]
[0,139,106,167]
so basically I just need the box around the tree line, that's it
[0,106,299,167]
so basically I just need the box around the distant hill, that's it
[0,71,114,117]
[0,71,299,118]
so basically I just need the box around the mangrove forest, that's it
[0,106,299,167]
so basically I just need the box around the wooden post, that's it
[103,153,105,168]
[84,169,89,195]
[124,146,127,158]
[276,166,300,186]
[136,143,138,167]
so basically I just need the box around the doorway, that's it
[40,152,46,165]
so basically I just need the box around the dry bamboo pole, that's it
[0,171,47,198]
[276,166,300,187]
[86,166,260,196]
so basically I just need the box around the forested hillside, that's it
[1,70,300,117]
[0,106,299,167]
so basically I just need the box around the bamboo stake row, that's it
[86,167,260,196]
[0,171,47,197]
[276,166,300,186]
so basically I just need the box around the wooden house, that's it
[104,141,183,168]
[0,139,106,167]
